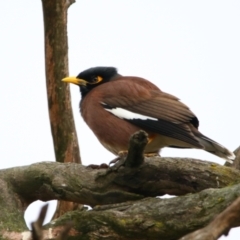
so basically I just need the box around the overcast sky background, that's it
[1,0,240,238]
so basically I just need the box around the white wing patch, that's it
[104,107,158,121]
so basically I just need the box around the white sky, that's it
[1,0,240,239]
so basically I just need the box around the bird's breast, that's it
[80,94,142,154]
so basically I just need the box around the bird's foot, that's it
[108,150,128,171]
[87,163,109,169]
[109,151,128,165]
[109,157,120,166]
[144,152,160,157]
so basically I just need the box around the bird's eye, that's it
[91,76,103,84]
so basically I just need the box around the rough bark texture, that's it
[181,197,240,240]
[41,0,79,164]
[1,158,239,208]
[0,132,239,239]
[45,185,240,239]
[1,175,240,239]
[0,153,240,239]
[41,0,81,218]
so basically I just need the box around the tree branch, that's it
[181,197,240,240]
[1,131,239,238]
[3,183,240,239]
[44,184,240,239]
[1,152,240,238]
[0,156,239,208]
[31,204,49,240]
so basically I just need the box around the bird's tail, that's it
[197,134,235,163]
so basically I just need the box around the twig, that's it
[125,130,148,167]
[31,204,72,240]
[108,130,148,170]
[31,204,49,240]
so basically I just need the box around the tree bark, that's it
[1,172,240,239]
[45,184,240,239]
[41,0,81,218]
[0,133,239,239]
[0,157,239,207]
[181,197,240,240]
[1,132,238,239]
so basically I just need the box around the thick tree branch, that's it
[42,184,240,239]
[0,131,238,238]
[0,156,239,208]
[3,183,240,239]
[1,151,240,238]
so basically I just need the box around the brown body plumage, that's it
[62,67,235,163]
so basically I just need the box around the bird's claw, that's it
[108,151,128,171]
[87,163,109,169]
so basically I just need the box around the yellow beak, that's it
[62,76,87,86]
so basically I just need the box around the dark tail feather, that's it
[197,134,235,163]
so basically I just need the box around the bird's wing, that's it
[101,80,202,148]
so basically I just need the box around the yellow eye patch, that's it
[89,76,103,84]
[96,76,103,82]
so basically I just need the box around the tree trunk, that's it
[41,0,81,218]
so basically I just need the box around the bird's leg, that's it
[144,152,160,157]
[118,150,129,158]
[109,150,128,165]
[88,152,159,170]
[87,151,128,170]
[108,150,129,171]
[109,151,159,170]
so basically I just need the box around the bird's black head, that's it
[62,67,118,98]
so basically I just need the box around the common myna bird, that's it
[62,67,235,163]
